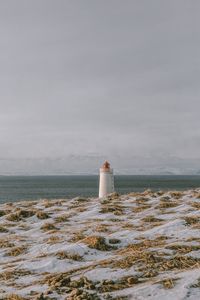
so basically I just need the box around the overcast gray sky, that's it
[0,0,200,173]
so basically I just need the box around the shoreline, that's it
[1,175,200,204]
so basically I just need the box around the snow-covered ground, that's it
[0,190,200,299]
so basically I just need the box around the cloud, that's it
[0,0,200,172]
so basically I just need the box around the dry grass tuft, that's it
[57,251,83,261]
[190,202,200,209]
[70,231,86,242]
[122,222,136,230]
[46,235,61,244]
[112,247,200,273]
[109,238,121,244]
[169,191,183,199]
[43,272,71,288]
[112,251,161,269]
[44,274,99,299]
[68,289,100,299]
[75,207,87,213]
[40,222,58,231]
[98,276,140,293]
[95,224,110,233]
[109,218,121,222]
[132,204,151,213]
[5,294,27,300]
[118,237,167,255]
[6,245,27,256]
[191,277,200,288]
[157,278,178,289]
[18,223,30,231]
[72,197,89,203]
[191,192,200,199]
[128,192,142,197]
[55,214,69,222]
[71,277,95,288]
[159,196,171,201]
[20,201,37,207]
[166,244,200,254]
[156,199,180,209]
[100,204,124,216]
[0,269,31,281]
[155,191,165,196]
[105,192,120,200]
[6,209,35,222]
[0,225,8,232]
[43,199,62,208]
[0,239,14,248]
[156,255,200,271]
[135,197,149,204]
[142,215,163,223]
[36,211,49,219]
[184,216,200,226]
[0,210,6,217]
[186,237,200,242]
[83,236,116,251]
[159,209,176,215]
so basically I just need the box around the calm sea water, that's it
[0,175,200,203]
[0,175,200,204]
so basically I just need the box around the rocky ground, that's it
[0,190,200,300]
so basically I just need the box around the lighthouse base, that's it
[99,169,114,198]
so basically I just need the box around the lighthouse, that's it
[99,161,115,198]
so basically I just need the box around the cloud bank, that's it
[0,1,200,173]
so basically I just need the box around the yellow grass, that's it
[83,236,117,251]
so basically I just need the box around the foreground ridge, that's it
[0,189,200,299]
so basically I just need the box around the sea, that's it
[0,175,200,204]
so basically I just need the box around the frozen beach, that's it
[0,190,200,299]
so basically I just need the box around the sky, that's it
[0,0,200,174]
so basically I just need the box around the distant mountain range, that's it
[0,155,199,175]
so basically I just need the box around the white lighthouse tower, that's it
[99,161,115,198]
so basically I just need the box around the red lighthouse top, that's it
[102,161,110,170]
